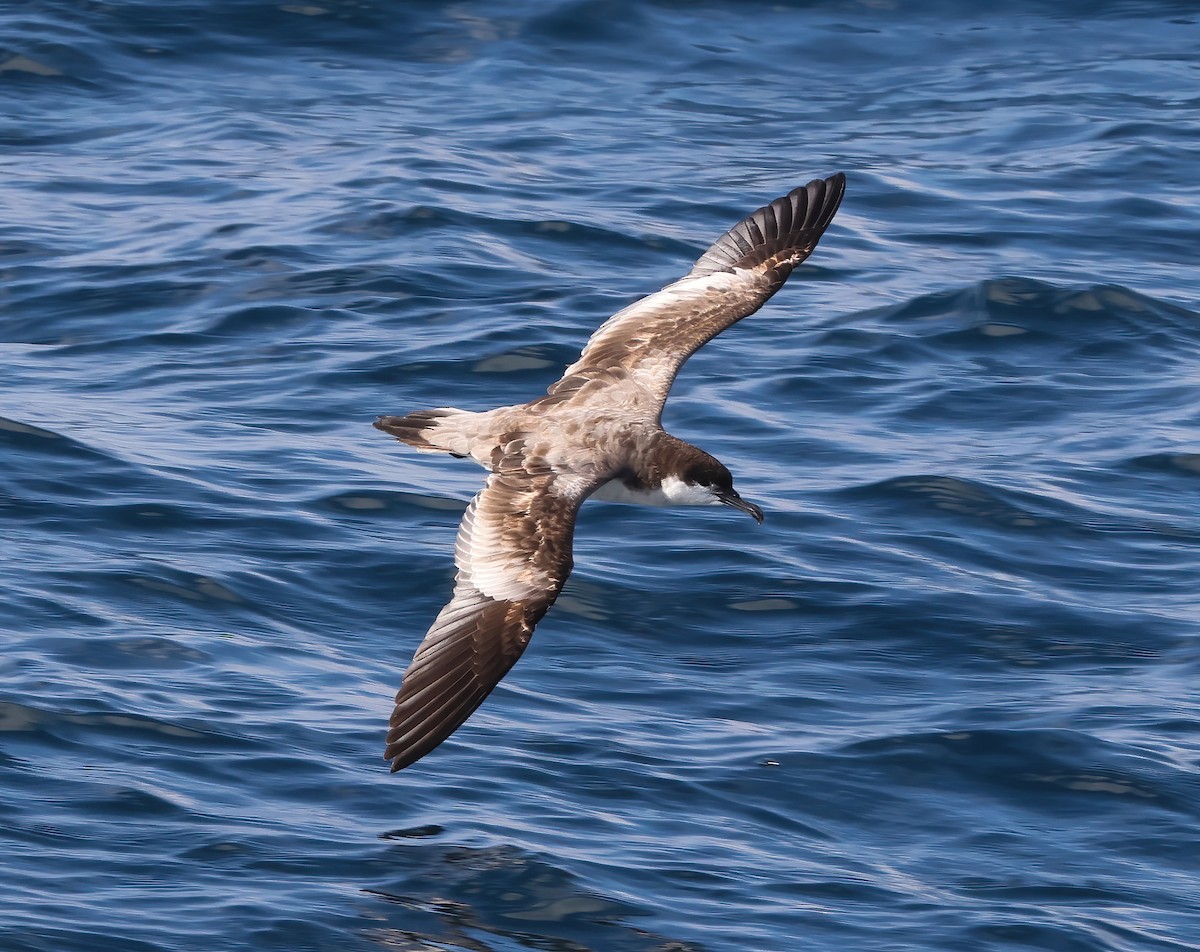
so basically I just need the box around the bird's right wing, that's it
[385,463,597,772]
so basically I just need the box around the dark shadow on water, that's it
[366,837,703,952]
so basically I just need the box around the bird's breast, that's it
[590,477,675,508]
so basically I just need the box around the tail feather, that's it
[375,408,474,457]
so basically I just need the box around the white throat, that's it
[591,474,720,508]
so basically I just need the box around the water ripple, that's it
[3,2,1200,951]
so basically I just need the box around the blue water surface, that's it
[2,2,1199,950]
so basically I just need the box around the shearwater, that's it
[375,173,846,771]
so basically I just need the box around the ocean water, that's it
[2,1,1199,950]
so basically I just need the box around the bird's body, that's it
[376,173,846,771]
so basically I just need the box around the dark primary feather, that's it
[685,172,846,281]
[385,592,539,771]
[384,469,594,772]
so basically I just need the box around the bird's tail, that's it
[374,408,478,457]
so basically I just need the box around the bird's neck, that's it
[590,432,711,508]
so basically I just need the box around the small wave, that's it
[838,727,1186,810]
[839,473,1076,533]
[1124,452,1200,477]
[838,277,1200,352]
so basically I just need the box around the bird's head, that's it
[662,455,764,524]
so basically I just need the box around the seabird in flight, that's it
[375,172,846,771]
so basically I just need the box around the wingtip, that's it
[686,171,847,280]
[383,727,428,773]
[789,171,845,199]
[796,172,847,222]
[384,739,421,773]
[803,171,845,189]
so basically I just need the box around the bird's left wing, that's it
[543,173,845,417]
[385,464,596,772]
